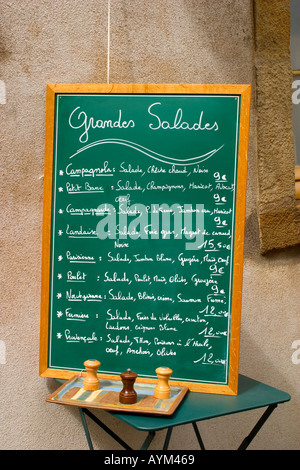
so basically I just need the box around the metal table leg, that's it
[79,404,277,451]
[79,408,94,450]
[140,430,156,450]
[192,422,206,450]
[237,404,278,450]
[163,427,173,450]
[79,408,133,450]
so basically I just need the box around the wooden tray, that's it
[46,375,189,416]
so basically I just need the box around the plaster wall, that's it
[0,0,299,450]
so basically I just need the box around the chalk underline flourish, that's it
[69,138,224,167]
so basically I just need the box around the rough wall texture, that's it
[254,0,300,252]
[0,0,299,450]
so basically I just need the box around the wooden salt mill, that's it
[83,359,100,391]
[154,366,173,399]
[119,369,138,404]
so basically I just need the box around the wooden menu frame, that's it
[40,84,251,395]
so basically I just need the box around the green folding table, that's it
[60,374,290,450]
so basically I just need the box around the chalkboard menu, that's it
[40,84,251,395]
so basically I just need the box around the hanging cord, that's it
[107,0,111,84]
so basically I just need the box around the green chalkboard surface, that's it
[40,84,251,395]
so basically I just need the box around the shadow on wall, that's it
[244,207,300,261]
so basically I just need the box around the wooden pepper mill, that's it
[83,359,100,391]
[154,366,173,399]
[119,369,138,404]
